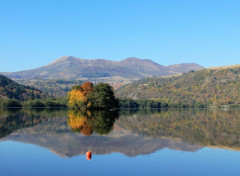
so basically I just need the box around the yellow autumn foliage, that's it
[69,90,87,104]
[68,82,94,109]
[68,89,88,109]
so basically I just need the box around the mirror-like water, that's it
[0,109,240,176]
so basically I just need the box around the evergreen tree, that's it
[90,83,119,109]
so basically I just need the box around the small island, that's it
[68,82,119,110]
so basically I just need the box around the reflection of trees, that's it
[0,109,67,138]
[92,111,119,135]
[67,110,119,136]
[0,109,119,139]
[118,109,240,149]
[67,111,93,136]
[2,108,239,150]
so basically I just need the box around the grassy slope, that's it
[116,66,240,105]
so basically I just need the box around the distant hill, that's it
[0,74,48,101]
[16,79,84,97]
[116,65,240,105]
[1,56,203,80]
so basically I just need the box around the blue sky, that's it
[0,0,239,72]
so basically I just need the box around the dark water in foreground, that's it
[0,109,240,176]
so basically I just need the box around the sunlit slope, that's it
[116,65,240,105]
[208,64,240,70]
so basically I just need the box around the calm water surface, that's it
[0,109,240,176]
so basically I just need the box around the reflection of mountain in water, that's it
[4,129,202,157]
[0,110,202,157]
[0,109,240,157]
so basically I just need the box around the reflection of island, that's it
[67,110,118,136]
[0,109,240,158]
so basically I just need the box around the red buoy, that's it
[86,151,92,156]
[86,151,92,160]
[86,155,92,160]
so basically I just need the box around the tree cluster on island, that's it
[68,82,119,110]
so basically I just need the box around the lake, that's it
[0,108,240,176]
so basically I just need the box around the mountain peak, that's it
[48,56,79,65]
[55,55,74,62]
[122,57,141,62]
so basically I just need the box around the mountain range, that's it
[1,56,203,80]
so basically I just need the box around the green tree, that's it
[90,83,119,109]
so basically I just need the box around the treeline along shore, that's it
[0,97,230,109]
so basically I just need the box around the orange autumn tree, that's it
[68,82,94,109]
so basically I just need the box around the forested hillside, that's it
[16,79,84,97]
[116,66,240,106]
[0,75,48,101]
